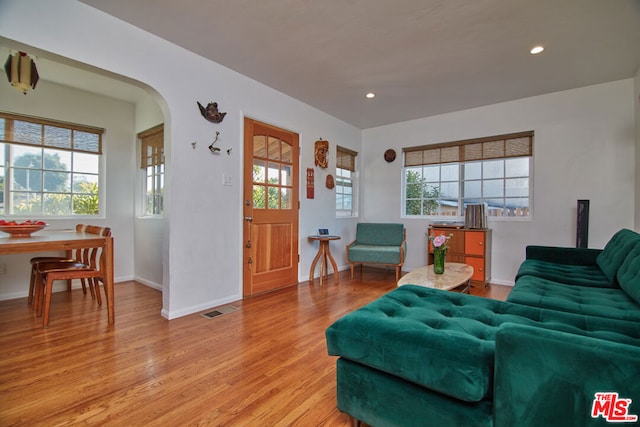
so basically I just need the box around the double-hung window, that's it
[403,131,533,218]
[0,112,103,216]
[336,146,358,217]
[139,125,164,216]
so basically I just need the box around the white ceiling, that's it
[7,1,640,129]
[0,41,148,104]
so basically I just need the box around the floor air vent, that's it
[201,305,239,319]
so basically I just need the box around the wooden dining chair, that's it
[33,225,112,327]
[28,224,90,305]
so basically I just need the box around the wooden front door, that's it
[243,118,299,296]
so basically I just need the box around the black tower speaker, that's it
[576,200,589,248]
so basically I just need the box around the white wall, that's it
[133,97,165,290]
[0,78,136,298]
[0,0,362,317]
[362,79,636,285]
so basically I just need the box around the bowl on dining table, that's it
[0,221,48,238]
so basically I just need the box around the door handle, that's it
[245,216,253,248]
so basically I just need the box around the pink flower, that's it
[433,234,447,248]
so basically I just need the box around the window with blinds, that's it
[336,146,358,216]
[0,112,104,216]
[138,124,164,216]
[402,131,533,218]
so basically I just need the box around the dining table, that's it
[0,229,115,325]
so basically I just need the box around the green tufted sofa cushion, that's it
[617,242,640,304]
[346,244,403,264]
[507,275,640,321]
[326,285,640,403]
[516,260,614,288]
[596,228,640,283]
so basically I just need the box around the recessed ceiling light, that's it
[366,92,375,99]
[530,46,544,55]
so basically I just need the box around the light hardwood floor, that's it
[0,267,510,426]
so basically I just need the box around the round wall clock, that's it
[384,149,396,163]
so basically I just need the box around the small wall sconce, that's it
[4,51,39,94]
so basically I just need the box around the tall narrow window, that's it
[403,131,533,218]
[336,146,358,217]
[139,125,164,216]
[0,112,103,216]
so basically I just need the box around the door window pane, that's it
[253,160,266,183]
[253,135,266,157]
[281,165,292,186]
[281,143,292,163]
[281,188,291,209]
[268,137,280,160]
[253,185,266,208]
[267,162,279,184]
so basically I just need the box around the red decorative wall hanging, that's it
[306,168,314,199]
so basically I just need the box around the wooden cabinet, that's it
[428,226,491,288]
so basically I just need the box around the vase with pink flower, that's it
[428,232,453,274]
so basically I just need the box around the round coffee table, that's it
[397,262,473,293]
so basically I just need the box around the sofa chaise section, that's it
[326,285,640,427]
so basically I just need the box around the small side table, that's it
[308,235,341,285]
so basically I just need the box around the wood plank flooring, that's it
[0,267,510,426]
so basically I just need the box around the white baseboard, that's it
[161,293,242,320]
[489,278,515,287]
[132,276,162,291]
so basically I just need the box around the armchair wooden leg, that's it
[350,263,354,278]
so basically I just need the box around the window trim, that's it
[1,111,104,217]
[336,145,358,218]
[138,124,164,217]
[402,131,533,220]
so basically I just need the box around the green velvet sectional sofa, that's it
[326,228,640,427]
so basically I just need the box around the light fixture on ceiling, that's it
[366,92,375,99]
[530,46,544,55]
[4,51,39,94]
